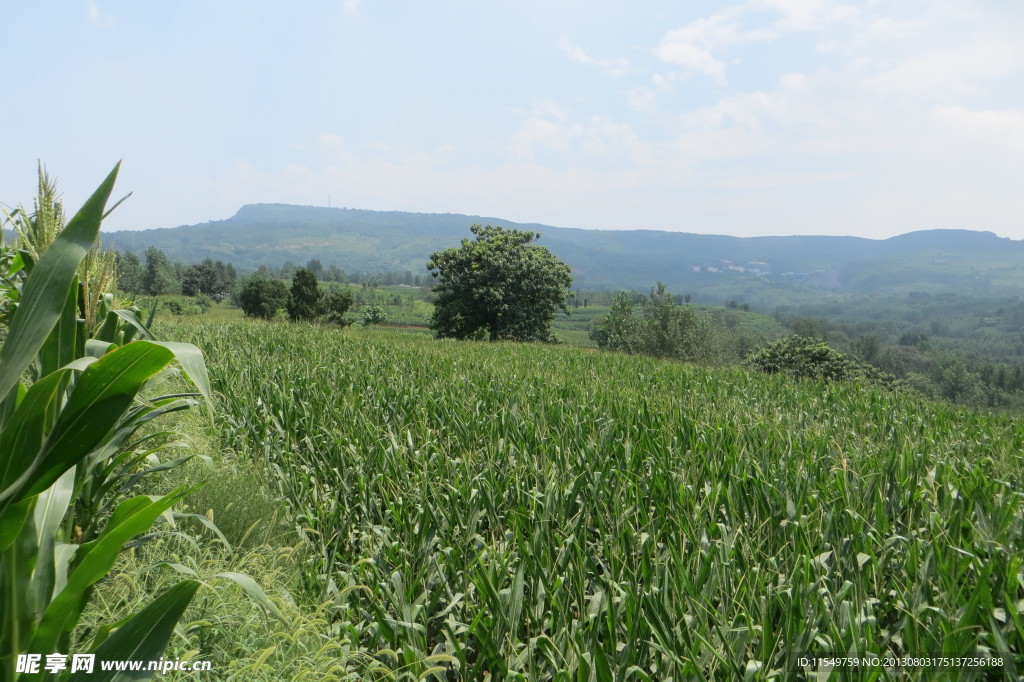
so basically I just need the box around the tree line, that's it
[256,259,433,287]
[116,246,239,299]
[234,267,391,327]
[115,247,434,300]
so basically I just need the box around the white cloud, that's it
[627,74,679,114]
[933,106,1024,152]
[86,2,115,28]
[654,6,782,83]
[558,37,632,76]
[342,0,363,13]
[654,16,733,83]
[641,0,1024,164]
[627,87,658,114]
[711,171,855,190]
[758,0,825,28]
[507,112,643,164]
[506,103,650,169]
[655,40,727,83]
[779,72,807,91]
[758,0,860,32]
[316,132,345,146]
[509,116,574,159]
[864,38,1024,100]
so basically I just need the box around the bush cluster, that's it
[745,335,902,390]
[359,304,387,327]
[234,268,354,323]
[137,293,214,316]
[590,283,726,363]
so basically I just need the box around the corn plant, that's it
[3,162,126,331]
[0,165,213,681]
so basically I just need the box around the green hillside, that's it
[126,317,1022,679]
[100,204,1024,300]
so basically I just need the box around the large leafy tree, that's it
[142,245,179,295]
[427,224,572,342]
[320,289,353,323]
[287,267,322,321]
[116,250,145,294]
[181,257,235,299]
[238,274,288,319]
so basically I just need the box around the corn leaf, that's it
[29,488,190,653]
[12,341,174,502]
[36,274,81,377]
[215,572,289,624]
[0,498,32,555]
[0,370,69,497]
[149,341,213,416]
[31,468,77,614]
[69,580,201,682]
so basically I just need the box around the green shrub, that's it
[591,284,726,363]
[359,304,386,327]
[746,335,902,389]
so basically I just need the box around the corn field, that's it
[174,318,1024,680]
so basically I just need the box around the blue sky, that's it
[3,1,1023,238]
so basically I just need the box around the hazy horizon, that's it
[4,1,1023,239]
[95,201,1019,244]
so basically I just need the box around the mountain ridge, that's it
[99,203,1024,298]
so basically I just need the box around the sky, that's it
[2,0,1023,239]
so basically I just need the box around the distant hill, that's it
[101,204,1024,301]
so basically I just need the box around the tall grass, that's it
[173,319,1024,680]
